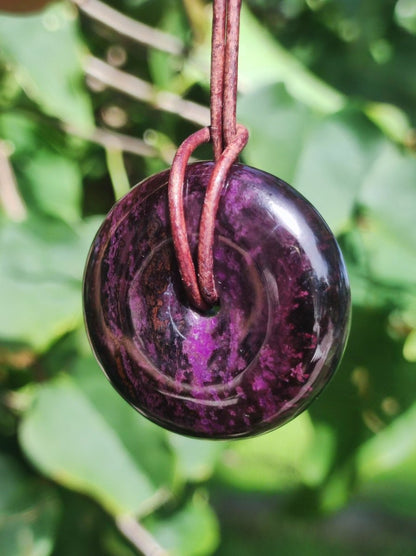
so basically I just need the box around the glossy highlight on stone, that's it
[83,162,351,439]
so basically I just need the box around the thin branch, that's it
[72,0,184,56]
[0,141,27,221]
[116,514,170,556]
[85,56,210,127]
[64,123,159,158]
[64,123,180,165]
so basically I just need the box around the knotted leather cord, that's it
[168,0,248,311]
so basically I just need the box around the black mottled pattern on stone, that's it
[83,162,351,439]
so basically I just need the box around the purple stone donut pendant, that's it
[83,162,350,439]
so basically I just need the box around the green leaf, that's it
[146,493,219,556]
[0,3,93,129]
[403,329,416,362]
[0,453,60,556]
[338,228,415,309]
[23,150,82,223]
[239,83,317,183]
[301,421,337,487]
[19,376,158,516]
[309,305,416,481]
[338,141,416,300]
[168,434,225,483]
[0,216,101,351]
[359,142,416,251]
[70,353,175,488]
[148,5,185,91]
[0,112,38,155]
[216,412,317,491]
[358,402,416,481]
[359,219,416,289]
[189,5,345,113]
[238,5,345,112]
[0,112,83,223]
[357,402,416,517]
[365,101,411,144]
[294,111,382,232]
[395,0,416,34]
[239,86,394,233]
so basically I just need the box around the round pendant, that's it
[83,162,350,439]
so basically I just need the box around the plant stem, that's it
[85,56,210,127]
[65,124,159,158]
[73,0,184,55]
[105,148,130,200]
[115,514,169,556]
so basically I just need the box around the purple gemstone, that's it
[83,162,350,439]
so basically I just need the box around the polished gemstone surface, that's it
[83,162,350,438]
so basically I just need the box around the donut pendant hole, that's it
[126,236,269,386]
[203,301,221,317]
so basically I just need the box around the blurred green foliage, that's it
[0,0,416,554]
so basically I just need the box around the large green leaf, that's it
[294,111,383,232]
[167,434,225,483]
[22,150,83,223]
[359,219,416,290]
[216,412,324,491]
[339,227,416,309]
[19,376,159,516]
[147,4,186,91]
[146,493,219,556]
[309,306,416,474]
[357,402,416,517]
[238,5,345,112]
[190,4,345,113]
[239,83,317,183]
[0,454,60,556]
[0,111,84,222]
[70,353,175,488]
[0,112,38,155]
[338,142,416,305]
[358,402,416,482]
[0,3,93,129]
[359,142,416,251]
[239,85,387,232]
[0,215,101,351]
[395,0,416,34]
[240,83,416,246]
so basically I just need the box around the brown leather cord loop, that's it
[168,0,246,310]
[198,124,249,304]
[168,127,211,311]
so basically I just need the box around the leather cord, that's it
[168,0,248,311]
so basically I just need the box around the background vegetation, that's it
[1,0,416,554]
